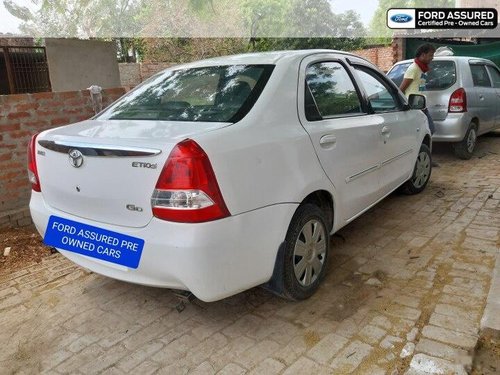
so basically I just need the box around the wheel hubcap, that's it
[293,219,326,287]
[412,151,431,189]
[467,128,477,153]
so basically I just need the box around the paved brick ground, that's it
[1,134,499,375]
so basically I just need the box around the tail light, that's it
[449,88,467,113]
[27,133,41,192]
[151,139,230,223]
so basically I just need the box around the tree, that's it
[3,0,144,37]
[249,0,366,51]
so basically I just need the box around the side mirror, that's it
[408,94,426,110]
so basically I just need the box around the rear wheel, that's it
[282,204,330,300]
[453,123,478,160]
[401,143,432,195]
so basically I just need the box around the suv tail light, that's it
[449,88,467,113]
[27,133,41,192]
[151,139,230,223]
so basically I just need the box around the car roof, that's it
[392,56,495,66]
[166,49,369,70]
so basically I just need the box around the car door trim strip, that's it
[381,149,413,167]
[38,140,162,157]
[346,164,379,183]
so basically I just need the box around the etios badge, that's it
[68,149,84,168]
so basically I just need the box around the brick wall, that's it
[0,88,127,228]
[353,45,396,72]
[119,62,174,86]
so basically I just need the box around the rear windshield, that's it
[387,61,456,91]
[97,65,274,123]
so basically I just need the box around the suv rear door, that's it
[485,64,500,129]
[469,62,496,132]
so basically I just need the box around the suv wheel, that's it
[453,123,478,160]
[401,143,432,195]
[282,204,330,300]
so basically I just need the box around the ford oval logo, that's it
[390,14,413,23]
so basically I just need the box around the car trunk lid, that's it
[36,119,229,228]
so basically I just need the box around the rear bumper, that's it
[30,192,297,302]
[432,113,471,142]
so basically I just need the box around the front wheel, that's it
[282,204,330,300]
[453,123,477,160]
[401,143,432,195]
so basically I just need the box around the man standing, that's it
[399,44,436,134]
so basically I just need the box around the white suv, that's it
[29,50,432,302]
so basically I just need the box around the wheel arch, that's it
[301,190,335,233]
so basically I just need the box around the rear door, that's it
[485,64,500,128]
[298,55,383,222]
[352,64,420,195]
[469,63,496,132]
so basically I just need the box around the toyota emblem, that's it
[68,149,84,168]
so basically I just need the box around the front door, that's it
[352,65,420,195]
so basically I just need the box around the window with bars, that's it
[0,46,52,95]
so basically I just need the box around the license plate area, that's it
[44,216,144,269]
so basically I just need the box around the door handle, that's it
[381,126,391,135]
[319,134,337,147]
[479,94,485,100]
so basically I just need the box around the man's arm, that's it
[400,78,413,94]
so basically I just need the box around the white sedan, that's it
[29,50,432,302]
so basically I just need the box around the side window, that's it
[305,62,362,120]
[486,65,500,88]
[470,64,492,87]
[354,66,399,112]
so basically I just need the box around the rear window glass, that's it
[387,62,411,87]
[387,61,456,90]
[425,61,456,90]
[97,65,274,123]
[470,64,492,87]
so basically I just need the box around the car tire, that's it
[401,143,432,195]
[282,203,330,301]
[453,123,478,160]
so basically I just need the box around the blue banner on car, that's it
[44,215,144,269]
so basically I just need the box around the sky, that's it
[0,0,380,35]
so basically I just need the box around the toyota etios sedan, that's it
[29,50,432,302]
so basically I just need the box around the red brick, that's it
[40,100,64,107]
[32,92,54,100]
[0,161,23,169]
[64,98,85,107]
[104,87,126,96]
[9,130,32,139]
[15,102,40,111]
[8,112,30,120]
[50,117,70,126]
[0,123,21,131]
[0,104,12,116]
[21,120,50,129]
[58,91,81,99]
[2,94,31,104]
[36,110,59,117]
[0,144,16,150]
[0,171,22,180]
[0,153,13,162]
